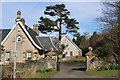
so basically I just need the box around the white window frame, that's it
[5,52,10,61]
[17,36,22,43]
[27,52,32,60]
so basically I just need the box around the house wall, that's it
[61,36,82,57]
[1,24,40,64]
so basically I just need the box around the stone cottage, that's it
[0,10,57,65]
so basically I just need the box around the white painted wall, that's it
[61,36,82,58]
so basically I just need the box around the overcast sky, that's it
[0,0,107,38]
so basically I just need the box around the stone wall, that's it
[86,54,116,71]
[2,57,56,78]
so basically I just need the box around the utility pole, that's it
[13,29,17,79]
[13,10,21,79]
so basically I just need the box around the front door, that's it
[70,51,73,57]
[78,51,81,57]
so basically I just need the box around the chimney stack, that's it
[33,24,39,35]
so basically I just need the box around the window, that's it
[5,52,10,61]
[17,36,22,43]
[27,52,32,60]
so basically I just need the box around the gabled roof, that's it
[0,20,59,51]
[1,21,42,50]
[37,36,58,51]
[61,35,82,51]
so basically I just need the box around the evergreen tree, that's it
[38,4,79,38]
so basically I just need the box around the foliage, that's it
[109,64,120,70]
[79,35,89,49]
[97,65,108,71]
[38,17,57,33]
[81,48,89,57]
[97,64,120,71]
[89,32,102,47]
[36,68,52,73]
[72,33,81,47]
[38,4,79,36]
[94,2,120,63]
[93,38,112,57]
[94,47,109,57]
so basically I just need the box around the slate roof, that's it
[21,24,58,51]
[20,25,43,50]
[37,36,58,51]
[0,29,11,54]
[0,29,11,42]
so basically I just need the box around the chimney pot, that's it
[17,10,21,19]
[33,24,38,30]
[33,24,39,35]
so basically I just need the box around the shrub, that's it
[36,69,44,73]
[97,65,108,71]
[36,68,52,73]
[97,64,120,71]
[109,64,120,70]
[46,68,52,72]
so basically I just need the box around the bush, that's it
[97,64,120,71]
[109,64,120,70]
[97,65,108,71]
[46,68,52,72]
[36,68,52,73]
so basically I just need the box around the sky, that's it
[0,0,108,38]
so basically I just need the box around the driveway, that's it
[52,61,100,78]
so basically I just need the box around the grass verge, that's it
[86,69,119,77]
[34,69,57,78]
[63,57,86,62]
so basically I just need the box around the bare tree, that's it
[96,2,120,63]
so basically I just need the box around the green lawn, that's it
[86,69,119,77]
[63,57,86,62]
[34,69,57,78]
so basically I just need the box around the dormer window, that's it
[17,36,22,43]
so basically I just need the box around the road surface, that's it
[53,61,100,78]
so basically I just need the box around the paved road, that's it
[53,61,100,78]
